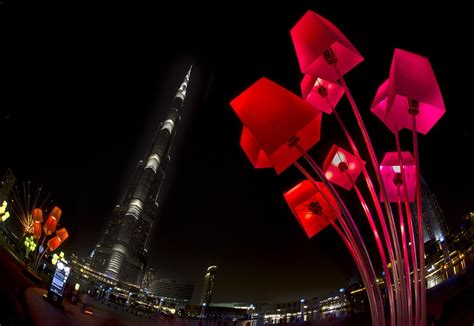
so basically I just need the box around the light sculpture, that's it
[230,10,446,326]
[231,77,385,326]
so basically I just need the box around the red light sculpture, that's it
[230,77,322,174]
[300,75,345,114]
[43,206,62,235]
[290,10,363,82]
[379,152,416,203]
[56,228,69,242]
[47,236,62,251]
[323,145,364,190]
[231,12,447,325]
[33,208,43,239]
[240,127,272,169]
[284,180,340,238]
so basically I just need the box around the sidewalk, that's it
[25,287,127,326]
[25,287,189,326]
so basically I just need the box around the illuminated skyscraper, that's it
[91,67,192,285]
[200,265,217,306]
[411,177,448,244]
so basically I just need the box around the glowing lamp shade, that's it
[371,79,414,133]
[33,221,42,239]
[301,75,345,114]
[230,77,322,174]
[50,206,62,222]
[33,208,43,222]
[323,145,364,190]
[290,10,364,82]
[284,180,340,238]
[380,152,416,202]
[43,206,62,235]
[55,228,69,242]
[385,49,446,135]
[47,236,62,251]
[240,127,272,169]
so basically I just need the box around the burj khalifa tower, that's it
[91,67,192,285]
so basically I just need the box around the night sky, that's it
[1,1,473,304]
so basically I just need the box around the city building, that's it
[0,168,16,203]
[258,298,320,324]
[411,177,448,244]
[90,67,192,285]
[149,278,194,305]
[200,265,217,306]
[141,267,155,291]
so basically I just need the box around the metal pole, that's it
[293,149,385,326]
[395,131,418,326]
[346,172,397,326]
[397,185,413,326]
[332,66,407,317]
[331,95,402,325]
[293,162,381,326]
[411,114,426,326]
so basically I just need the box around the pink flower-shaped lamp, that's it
[323,145,364,190]
[379,152,416,202]
[301,75,345,114]
[290,10,363,82]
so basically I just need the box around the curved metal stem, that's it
[294,150,385,326]
[333,107,398,325]
[346,172,397,326]
[333,67,407,323]
[395,131,418,326]
[411,116,426,326]
[397,186,413,326]
[293,162,381,326]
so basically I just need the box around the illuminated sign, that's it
[47,260,71,306]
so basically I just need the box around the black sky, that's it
[1,1,473,304]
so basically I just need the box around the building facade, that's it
[411,177,448,244]
[90,67,192,285]
[200,265,217,306]
[149,279,194,304]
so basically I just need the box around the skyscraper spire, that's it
[91,67,192,284]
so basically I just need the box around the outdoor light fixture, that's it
[300,75,344,114]
[44,206,62,235]
[230,9,446,326]
[284,180,340,238]
[379,152,416,203]
[240,127,272,169]
[230,77,322,174]
[290,10,363,82]
[33,208,43,239]
[323,145,364,191]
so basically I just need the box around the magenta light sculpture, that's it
[379,152,416,203]
[291,14,409,324]
[230,77,385,326]
[290,10,364,83]
[300,75,345,114]
[386,49,446,134]
[323,145,364,190]
[380,151,417,326]
[380,49,446,326]
[231,12,447,325]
